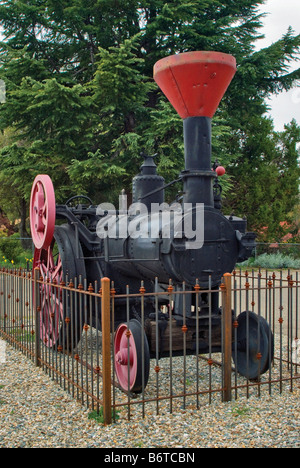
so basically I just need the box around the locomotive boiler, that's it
[30,51,274,393]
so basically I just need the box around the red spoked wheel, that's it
[33,225,86,350]
[114,319,150,393]
[30,175,56,250]
[33,246,63,348]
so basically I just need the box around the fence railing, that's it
[0,267,299,424]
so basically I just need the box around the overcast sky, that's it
[257,0,300,131]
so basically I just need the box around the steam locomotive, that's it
[30,51,273,392]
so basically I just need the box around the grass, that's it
[88,407,120,424]
[7,329,35,343]
[0,253,33,269]
[231,404,250,418]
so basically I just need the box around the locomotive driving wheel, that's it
[114,319,150,393]
[233,311,274,380]
[33,224,86,351]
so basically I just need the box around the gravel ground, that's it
[0,341,299,449]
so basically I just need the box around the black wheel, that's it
[233,311,274,380]
[114,319,150,393]
[259,315,274,374]
[33,224,86,351]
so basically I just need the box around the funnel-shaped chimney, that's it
[154,51,237,208]
[154,51,236,119]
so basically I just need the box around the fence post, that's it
[222,273,232,402]
[34,267,41,368]
[101,277,112,425]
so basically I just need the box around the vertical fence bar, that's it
[34,267,41,368]
[233,272,238,400]
[208,276,212,404]
[296,272,299,377]
[222,273,232,402]
[168,279,173,414]
[126,285,131,420]
[289,274,294,392]
[70,279,75,398]
[74,277,79,402]
[82,279,89,407]
[279,271,283,393]
[182,282,186,410]
[195,279,200,409]
[101,277,112,426]
[95,280,100,414]
[18,270,23,351]
[2,270,7,335]
[78,278,84,405]
[88,282,94,409]
[267,276,272,395]
[110,281,116,422]
[245,272,250,399]
[154,277,160,416]
[140,281,146,418]
[257,271,262,398]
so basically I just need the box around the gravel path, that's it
[0,341,299,449]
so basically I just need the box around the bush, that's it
[0,237,23,261]
[0,236,33,268]
[238,253,300,270]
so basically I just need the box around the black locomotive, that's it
[30,51,273,392]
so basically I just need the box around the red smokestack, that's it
[154,51,236,119]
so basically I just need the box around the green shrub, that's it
[0,236,33,268]
[0,238,23,261]
[238,253,300,270]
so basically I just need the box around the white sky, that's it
[256,0,300,131]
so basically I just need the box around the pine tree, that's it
[0,0,299,239]
[224,118,300,240]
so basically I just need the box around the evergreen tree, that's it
[0,0,299,239]
[224,118,300,240]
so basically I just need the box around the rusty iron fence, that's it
[0,267,299,424]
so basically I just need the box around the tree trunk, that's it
[19,198,32,250]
